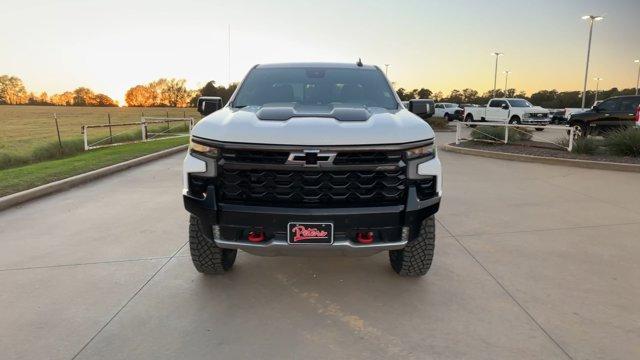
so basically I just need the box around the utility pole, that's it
[593,77,603,103]
[228,24,231,85]
[384,64,390,77]
[580,15,603,109]
[503,70,511,96]
[634,59,640,95]
[492,52,503,97]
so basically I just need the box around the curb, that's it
[442,144,640,173]
[0,145,188,212]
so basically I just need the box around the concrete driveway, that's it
[1,132,639,360]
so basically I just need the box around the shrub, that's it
[604,127,640,157]
[470,126,532,144]
[571,137,601,155]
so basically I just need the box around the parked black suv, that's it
[569,95,640,137]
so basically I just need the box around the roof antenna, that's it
[356,58,363,67]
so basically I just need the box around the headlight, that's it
[190,139,219,158]
[522,113,531,118]
[405,144,434,159]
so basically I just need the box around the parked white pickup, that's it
[463,98,550,126]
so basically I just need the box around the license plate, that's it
[287,222,333,244]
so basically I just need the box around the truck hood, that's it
[191,104,435,146]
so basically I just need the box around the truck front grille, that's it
[217,168,407,207]
[219,149,401,166]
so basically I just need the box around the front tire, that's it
[189,215,237,274]
[509,116,521,125]
[569,122,588,138]
[444,113,451,122]
[389,216,435,277]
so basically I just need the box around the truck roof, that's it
[255,62,378,70]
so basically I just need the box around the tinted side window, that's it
[619,98,640,112]
[489,100,500,107]
[598,99,619,112]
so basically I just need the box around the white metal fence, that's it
[455,122,576,152]
[82,117,194,150]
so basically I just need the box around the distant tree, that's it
[194,81,237,105]
[73,87,96,106]
[93,94,118,107]
[0,75,28,104]
[432,91,443,102]
[50,91,75,106]
[396,88,410,101]
[446,89,463,103]
[461,88,478,103]
[125,85,156,107]
[416,88,433,99]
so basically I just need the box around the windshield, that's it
[445,104,458,108]
[507,99,533,107]
[233,67,398,109]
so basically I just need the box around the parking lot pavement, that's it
[1,132,639,359]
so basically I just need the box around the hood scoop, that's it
[256,103,372,121]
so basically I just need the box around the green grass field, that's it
[0,136,187,197]
[0,105,200,156]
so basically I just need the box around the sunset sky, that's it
[1,0,639,105]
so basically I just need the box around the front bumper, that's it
[184,187,440,257]
[521,119,550,126]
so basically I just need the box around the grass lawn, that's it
[0,136,187,197]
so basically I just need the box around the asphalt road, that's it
[1,132,639,360]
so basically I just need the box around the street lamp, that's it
[384,64,390,77]
[634,59,640,95]
[503,70,511,96]
[593,77,603,103]
[492,52,503,97]
[580,15,604,109]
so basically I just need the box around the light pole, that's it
[593,77,603,103]
[492,52,503,97]
[634,59,640,95]
[580,15,603,109]
[384,64,390,77]
[503,70,511,96]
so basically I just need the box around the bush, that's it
[604,127,640,157]
[470,126,532,144]
[571,137,601,155]
[426,117,449,130]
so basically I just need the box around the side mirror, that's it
[591,105,600,112]
[408,99,434,118]
[197,96,223,116]
[501,103,509,110]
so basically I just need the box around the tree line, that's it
[0,75,117,107]
[2,73,637,109]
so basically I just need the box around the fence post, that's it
[54,113,63,154]
[107,113,113,144]
[141,119,147,141]
[568,128,574,152]
[455,122,461,144]
[504,123,509,144]
[83,126,88,151]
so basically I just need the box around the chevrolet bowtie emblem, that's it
[287,150,336,166]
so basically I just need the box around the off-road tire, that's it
[464,114,474,123]
[569,122,589,138]
[389,216,435,277]
[189,215,237,274]
[509,116,521,125]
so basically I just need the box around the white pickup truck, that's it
[463,98,550,127]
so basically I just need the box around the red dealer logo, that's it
[291,225,329,242]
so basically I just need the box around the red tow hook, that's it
[247,231,265,243]
[356,232,374,244]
